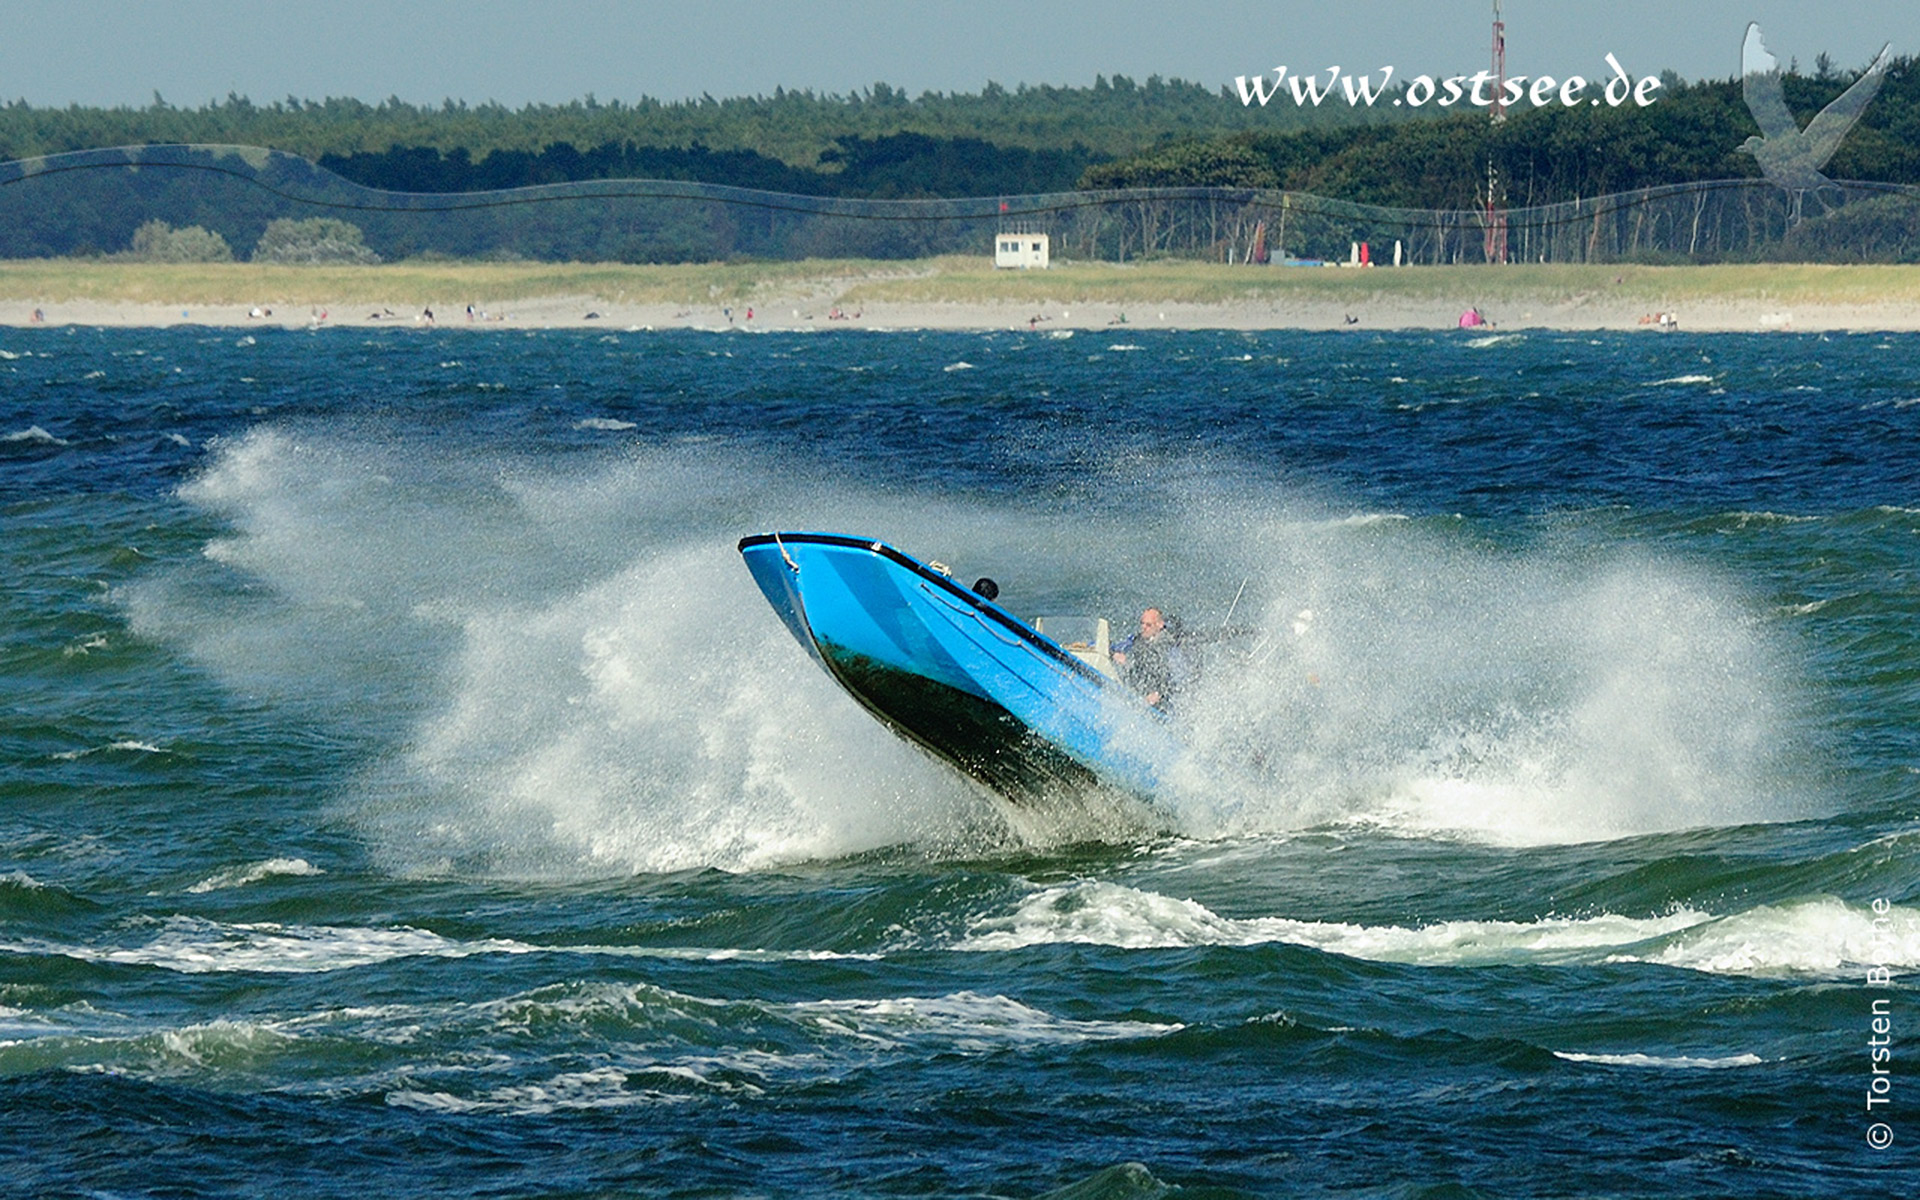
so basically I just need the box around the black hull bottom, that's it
[818,642,1101,803]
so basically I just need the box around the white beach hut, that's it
[994,231,1050,269]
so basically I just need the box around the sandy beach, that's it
[4,259,1920,333]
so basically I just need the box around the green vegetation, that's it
[834,257,1920,308]
[8,257,1920,313]
[250,217,381,264]
[5,60,1912,211]
[2,58,1917,265]
[124,220,233,263]
[0,75,1409,177]
[313,132,1105,199]
[1086,61,1920,208]
[0,258,920,306]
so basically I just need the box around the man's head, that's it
[1139,608,1166,639]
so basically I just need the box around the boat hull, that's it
[738,532,1178,806]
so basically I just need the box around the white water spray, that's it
[1167,506,1809,844]
[130,428,1811,874]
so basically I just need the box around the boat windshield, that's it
[1033,616,1117,678]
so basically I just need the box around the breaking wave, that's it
[957,880,1920,977]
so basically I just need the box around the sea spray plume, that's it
[131,430,1007,876]
[921,456,1811,845]
[1738,22,1893,221]
[365,543,992,877]
[1162,513,1808,845]
[136,429,1815,865]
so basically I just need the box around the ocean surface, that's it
[4,323,1919,1198]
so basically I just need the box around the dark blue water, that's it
[4,325,1919,1197]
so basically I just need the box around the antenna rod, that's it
[1222,577,1249,629]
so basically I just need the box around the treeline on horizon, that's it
[1086,59,1920,209]
[1,60,1914,210]
[282,61,1920,212]
[0,74,1403,185]
[3,57,1919,266]
[317,134,1107,200]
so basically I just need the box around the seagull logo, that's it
[1738,22,1893,220]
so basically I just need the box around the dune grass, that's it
[4,256,1920,310]
[837,257,1920,309]
[0,258,918,307]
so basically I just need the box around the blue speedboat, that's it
[738,532,1182,807]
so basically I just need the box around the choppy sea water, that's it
[3,324,1918,1197]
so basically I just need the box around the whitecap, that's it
[573,417,637,432]
[957,880,1713,966]
[387,1066,707,1115]
[1555,1051,1765,1069]
[367,981,1174,1115]
[186,858,327,894]
[155,1019,299,1067]
[958,882,1920,977]
[60,633,110,657]
[943,361,974,372]
[4,425,67,446]
[0,916,536,975]
[1779,598,1831,616]
[1647,374,1716,386]
[1611,896,1920,976]
[50,741,164,760]
[792,991,1179,1050]
[1723,510,1819,526]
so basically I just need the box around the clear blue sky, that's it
[1,1,1911,108]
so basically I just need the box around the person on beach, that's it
[1111,607,1194,712]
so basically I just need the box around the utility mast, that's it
[1490,0,1507,124]
[1483,0,1510,263]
